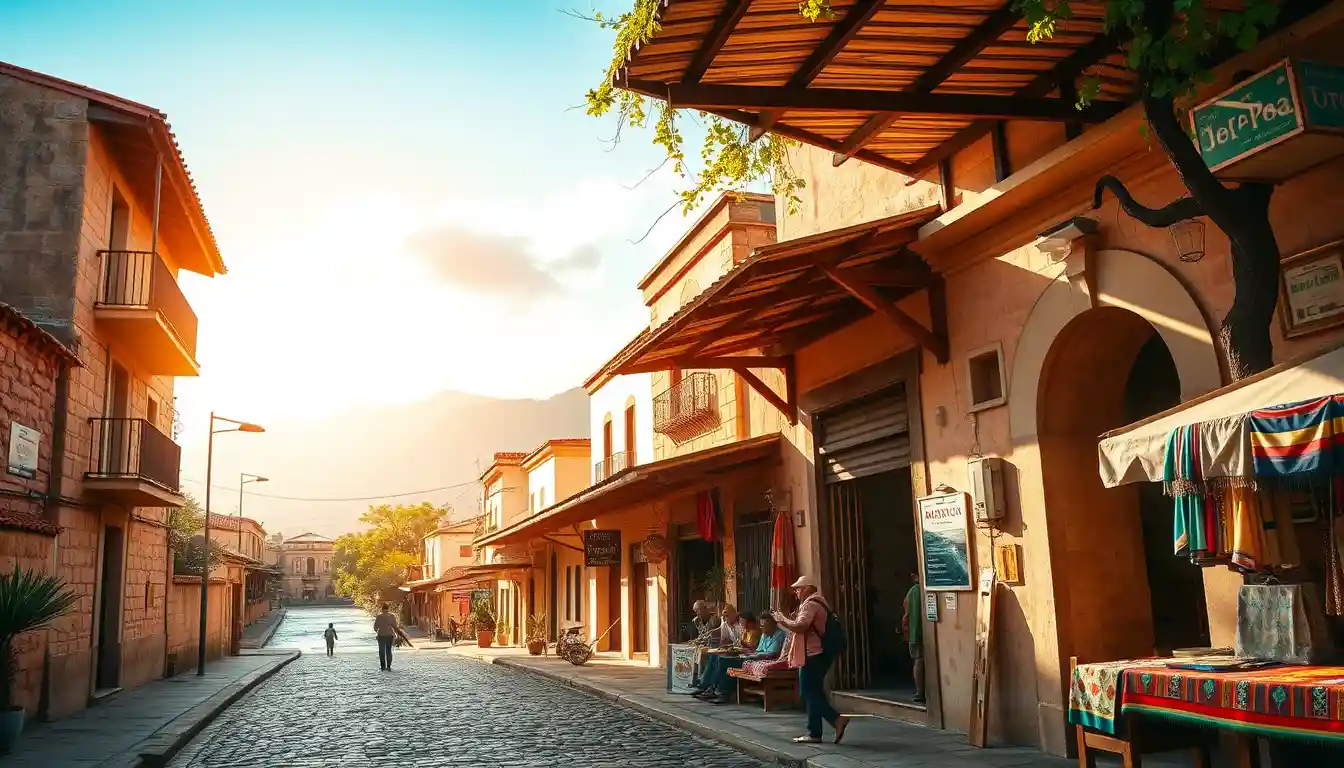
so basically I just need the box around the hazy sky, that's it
[2,1,733,523]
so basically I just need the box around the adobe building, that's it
[603,0,1344,756]
[0,60,225,718]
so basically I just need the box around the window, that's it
[459,545,473,558]
[564,567,573,620]
[574,566,583,623]
[539,487,546,509]
[966,342,1008,412]
[624,402,637,462]
[147,393,161,430]
[306,557,315,576]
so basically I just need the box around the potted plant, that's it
[526,612,547,655]
[0,565,78,754]
[471,603,497,648]
[496,618,511,647]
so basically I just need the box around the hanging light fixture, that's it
[1170,219,1206,263]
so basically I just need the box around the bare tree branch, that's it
[624,156,670,190]
[628,199,682,245]
[1093,176,1205,227]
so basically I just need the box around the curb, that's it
[485,656,819,768]
[107,651,301,768]
[239,608,287,650]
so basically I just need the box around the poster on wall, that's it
[1280,239,1344,337]
[583,530,622,567]
[6,422,39,480]
[918,491,973,592]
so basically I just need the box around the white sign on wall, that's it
[6,422,40,479]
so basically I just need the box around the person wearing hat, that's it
[773,575,850,744]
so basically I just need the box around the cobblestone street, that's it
[168,650,768,767]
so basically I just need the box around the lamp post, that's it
[237,473,268,553]
[200,412,264,676]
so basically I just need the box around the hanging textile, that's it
[1162,414,1255,497]
[1327,479,1344,616]
[1248,396,1344,478]
[1166,425,1210,559]
[1167,424,1279,572]
[768,509,796,613]
[695,490,720,542]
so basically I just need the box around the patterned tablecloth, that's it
[1122,665,1344,743]
[1070,658,1172,735]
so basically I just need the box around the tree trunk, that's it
[1096,91,1281,381]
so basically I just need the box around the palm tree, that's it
[0,565,79,714]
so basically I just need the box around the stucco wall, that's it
[589,373,655,480]
[526,457,556,513]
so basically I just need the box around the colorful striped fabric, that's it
[1249,396,1344,478]
[1122,665,1344,743]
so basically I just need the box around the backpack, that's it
[812,599,846,659]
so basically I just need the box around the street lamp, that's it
[200,412,264,676]
[238,473,268,552]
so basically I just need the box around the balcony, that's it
[654,372,719,444]
[85,418,185,507]
[594,450,635,483]
[95,250,200,376]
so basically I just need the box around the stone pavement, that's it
[440,645,1210,768]
[239,607,285,649]
[167,651,768,767]
[6,650,299,768]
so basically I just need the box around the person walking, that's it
[373,603,400,670]
[323,622,339,657]
[774,575,850,745]
[902,569,925,703]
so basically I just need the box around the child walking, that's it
[323,622,338,656]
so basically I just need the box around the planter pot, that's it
[476,630,495,648]
[527,640,546,656]
[0,707,24,754]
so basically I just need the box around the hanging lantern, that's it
[641,533,669,564]
[1170,219,1206,263]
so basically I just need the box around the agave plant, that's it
[469,602,497,632]
[0,565,78,712]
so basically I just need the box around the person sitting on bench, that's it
[694,613,787,703]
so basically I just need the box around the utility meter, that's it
[967,456,1005,522]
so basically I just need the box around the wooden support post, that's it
[821,265,949,363]
[733,366,797,425]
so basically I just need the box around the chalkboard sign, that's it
[583,530,622,567]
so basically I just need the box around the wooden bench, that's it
[1071,657,1214,768]
[729,667,797,712]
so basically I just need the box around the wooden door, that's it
[607,565,622,652]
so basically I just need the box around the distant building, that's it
[279,533,336,601]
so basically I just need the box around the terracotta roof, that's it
[479,452,528,481]
[584,328,651,392]
[0,303,81,364]
[0,60,223,275]
[0,509,61,536]
[207,513,263,531]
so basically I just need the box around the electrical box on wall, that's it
[967,456,1006,522]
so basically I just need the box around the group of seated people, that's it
[683,600,791,704]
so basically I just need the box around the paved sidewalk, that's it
[5,650,299,768]
[441,644,1205,768]
[239,607,286,649]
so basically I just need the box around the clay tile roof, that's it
[0,303,81,364]
[493,452,528,461]
[0,509,61,536]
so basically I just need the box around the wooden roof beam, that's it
[750,0,886,141]
[832,2,1023,166]
[821,265,948,363]
[679,267,821,358]
[734,363,797,425]
[620,355,790,376]
[705,108,913,174]
[682,0,755,85]
[652,82,1125,122]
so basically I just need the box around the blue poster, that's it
[919,492,973,591]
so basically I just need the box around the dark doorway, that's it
[734,511,773,615]
[1123,334,1210,653]
[96,525,125,689]
[673,534,719,641]
[606,565,622,652]
[631,543,649,654]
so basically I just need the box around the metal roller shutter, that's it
[818,386,911,483]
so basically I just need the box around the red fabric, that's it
[697,491,718,542]
[769,509,796,612]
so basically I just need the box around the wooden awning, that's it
[615,0,1138,174]
[433,564,531,592]
[604,203,943,378]
[475,434,782,548]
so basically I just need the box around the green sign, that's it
[1192,61,1302,172]
[1300,60,1344,130]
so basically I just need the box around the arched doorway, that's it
[1037,307,1209,669]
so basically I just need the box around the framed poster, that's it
[582,530,622,567]
[1279,239,1344,338]
[666,644,700,693]
[917,491,974,592]
[6,422,39,480]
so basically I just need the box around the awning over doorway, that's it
[606,206,944,381]
[474,434,783,548]
[612,1,1136,173]
[1097,342,1344,487]
[433,563,531,592]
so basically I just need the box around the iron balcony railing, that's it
[97,250,199,357]
[87,417,182,492]
[653,372,719,442]
[594,450,636,482]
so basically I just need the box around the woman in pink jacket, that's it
[773,575,850,744]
